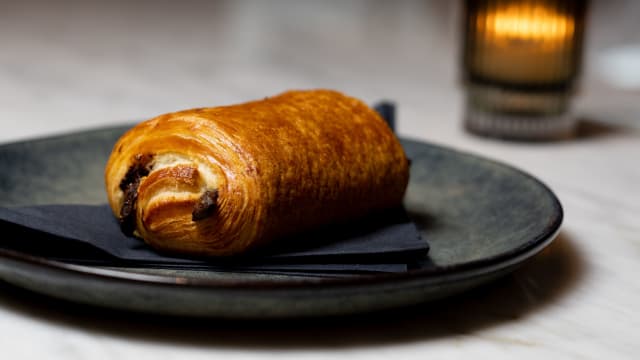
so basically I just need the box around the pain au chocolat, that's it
[105,89,409,257]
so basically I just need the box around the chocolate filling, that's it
[119,153,153,235]
[192,189,219,221]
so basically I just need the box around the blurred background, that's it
[0,0,639,144]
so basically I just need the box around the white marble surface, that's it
[1,0,639,359]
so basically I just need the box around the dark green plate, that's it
[0,126,562,318]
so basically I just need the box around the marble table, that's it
[1,0,638,358]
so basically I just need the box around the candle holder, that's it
[462,0,587,140]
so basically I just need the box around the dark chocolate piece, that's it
[119,153,153,191]
[118,153,153,235]
[192,189,219,221]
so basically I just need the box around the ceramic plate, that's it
[0,126,562,318]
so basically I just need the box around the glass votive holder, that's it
[462,0,588,140]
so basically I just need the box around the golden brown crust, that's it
[104,89,409,256]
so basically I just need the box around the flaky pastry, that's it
[104,89,409,256]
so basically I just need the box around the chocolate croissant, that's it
[105,89,409,257]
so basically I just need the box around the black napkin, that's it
[0,204,427,274]
[0,103,428,276]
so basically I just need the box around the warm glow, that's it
[478,4,574,44]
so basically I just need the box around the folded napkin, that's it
[0,103,429,276]
[0,204,428,275]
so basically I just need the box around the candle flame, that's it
[478,4,575,44]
